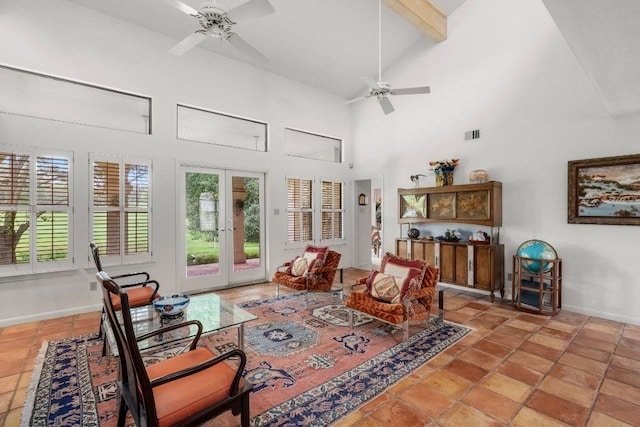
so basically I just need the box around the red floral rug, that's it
[22,293,470,426]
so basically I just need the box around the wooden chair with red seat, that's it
[345,252,441,341]
[97,271,252,427]
[272,245,343,302]
[91,242,160,354]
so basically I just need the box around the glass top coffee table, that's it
[105,293,257,356]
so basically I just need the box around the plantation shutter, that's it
[90,154,151,266]
[321,180,343,241]
[0,147,73,276]
[286,177,313,243]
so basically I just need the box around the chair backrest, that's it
[97,272,157,424]
[321,250,342,284]
[90,242,102,271]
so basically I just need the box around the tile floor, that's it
[1,268,639,426]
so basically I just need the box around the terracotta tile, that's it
[369,400,431,426]
[573,335,616,353]
[519,341,563,361]
[505,318,540,332]
[583,321,622,337]
[577,328,618,344]
[485,330,526,349]
[567,343,612,363]
[615,343,640,361]
[545,319,578,333]
[463,386,520,422]
[445,311,476,325]
[456,306,483,317]
[18,372,32,389]
[600,378,640,406]
[606,365,640,389]
[553,311,589,327]
[358,392,391,414]
[512,407,569,427]
[0,391,11,413]
[443,359,489,383]
[538,325,574,340]
[423,370,473,398]
[0,374,19,395]
[439,402,503,427]
[622,329,640,342]
[494,324,530,338]
[515,313,549,325]
[466,317,500,331]
[472,339,512,358]
[386,374,419,396]
[549,364,601,390]
[459,348,502,371]
[412,363,435,379]
[526,390,589,425]
[10,386,26,409]
[477,312,509,324]
[466,302,491,311]
[528,332,569,352]
[538,375,596,407]
[496,360,544,386]
[3,409,22,427]
[481,373,532,403]
[587,317,624,330]
[508,350,554,373]
[558,352,607,376]
[594,393,640,426]
[332,410,363,426]
[428,353,454,368]
[0,360,25,378]
[587,411,635,427]
[611,354,640,372]
[0,347,30,362]
[398,383,455,418]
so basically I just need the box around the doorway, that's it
[354,177,383,269]
[177,164,266,293]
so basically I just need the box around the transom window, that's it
[284,128,342,163]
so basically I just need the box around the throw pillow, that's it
[302,245,329,271]
[290,256,308,277]
[367,271,402,303]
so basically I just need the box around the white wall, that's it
[0,0,354,325]
[352,0,640,325]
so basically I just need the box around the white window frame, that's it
[89,153,152,267]
[284,127,343,163]
[320,179,345,244]
[0,145,74,277]
[285,176,314,247]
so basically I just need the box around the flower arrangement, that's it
[429,158,459,171]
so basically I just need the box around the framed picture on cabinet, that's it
[568,154,640,225]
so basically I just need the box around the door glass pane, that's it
[231,176,261,272]
[185,172,220,278]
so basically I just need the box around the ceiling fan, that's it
[164,0,275,63]
[347,0,431,114]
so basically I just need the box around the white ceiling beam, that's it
[384,0,447,42]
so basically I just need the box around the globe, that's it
[516,240,558,273]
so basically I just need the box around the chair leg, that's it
[97,308,105,338]
[349,308,354,328]
[403,319,409,342]
[240,394,251,427]
[276,283,280,298]
[117,395,127,427]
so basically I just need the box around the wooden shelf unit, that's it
[396,181,505,301]
[511,256,562,315]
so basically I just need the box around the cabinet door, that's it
[439,243,456,282]
[411,240,436,265]
[455,245,468,285]
[396,239,408,259]
[474,246,493,290]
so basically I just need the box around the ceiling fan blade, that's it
[227,33,269,63]
[361,77,380,89]
[390,86,431,96]
[169,31,208,56]
[378,97,395,114]
[163,0,200,17]
[227,0,275,22]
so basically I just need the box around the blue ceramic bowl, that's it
[153,294,190,316]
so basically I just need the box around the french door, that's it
[177,165,266,293]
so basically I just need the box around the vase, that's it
[434,167,455,186]
[469,169,489,183]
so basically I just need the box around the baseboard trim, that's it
[0,303,102,327]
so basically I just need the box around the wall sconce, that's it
[358,193,368,206]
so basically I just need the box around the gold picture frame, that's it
[568,154,640,225]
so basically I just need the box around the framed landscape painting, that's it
[568,154,640,225]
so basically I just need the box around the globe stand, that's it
[512,255,562,315]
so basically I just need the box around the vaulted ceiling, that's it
[66,0,640,116]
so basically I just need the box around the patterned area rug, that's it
[21,293,470,426]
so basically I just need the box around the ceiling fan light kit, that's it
[347,0,431,114]
[165,0,274,63]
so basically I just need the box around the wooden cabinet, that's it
[396,181,504,302]
[399,181,502,227]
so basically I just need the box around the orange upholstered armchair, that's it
[272,246,343,300]
[97,271,252,427]
[345,252,441,341]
